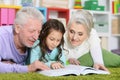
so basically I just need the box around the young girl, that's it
[30,19,66,69]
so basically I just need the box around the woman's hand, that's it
[93,63,109,72]
[51,62,64,69]
[68,58,80,65]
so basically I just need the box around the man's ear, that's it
[14,24,21,34]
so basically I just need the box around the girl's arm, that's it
[30,46,40,63]
[59,51,66,65]
[30,40,41,63]
[44,48,66,68]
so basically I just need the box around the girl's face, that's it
[68,22,88,47]
[46,29,63,50]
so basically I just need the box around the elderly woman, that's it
[63,9,120,71]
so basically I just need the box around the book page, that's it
[38,65,110,76]
[80,67,110,75]
[38,65,80,76]
[70,65,110,75]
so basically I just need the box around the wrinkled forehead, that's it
[23,19,42,30]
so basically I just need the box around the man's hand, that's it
[28,60,50,72]
[51,62,64,69]
[1,59,15,64]
[2,61,15,64]
[68,58,80,65]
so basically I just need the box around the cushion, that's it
[78,49,120,67]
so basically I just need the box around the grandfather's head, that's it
[13,7,44,48]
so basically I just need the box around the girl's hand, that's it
[51,62,64,69]
[68,58,80,65]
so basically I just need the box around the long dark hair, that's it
[39,19,65,62]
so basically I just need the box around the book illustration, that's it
[38,65,110,76]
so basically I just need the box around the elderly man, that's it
[0,7,50,73]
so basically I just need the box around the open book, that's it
[38,65,110,76]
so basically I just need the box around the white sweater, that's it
[63,28,104,65]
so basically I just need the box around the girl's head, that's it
[40,19,65,51]
[67,10,94,47]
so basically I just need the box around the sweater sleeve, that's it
[0,27,28,73]
[89,29,104,65]
[45,52,66,67]
[60,50,66,65]
[0,62,28,73]
[0,36,28,73]
[30,40,41,63]
[45,48,66,67]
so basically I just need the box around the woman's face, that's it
[68,22,88,47]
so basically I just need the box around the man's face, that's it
[68,22,88,47]
[16,18,42,48]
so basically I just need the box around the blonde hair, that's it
[67,9,94,36]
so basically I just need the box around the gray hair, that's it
[14,7,44,26]
[67,9,94,36]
